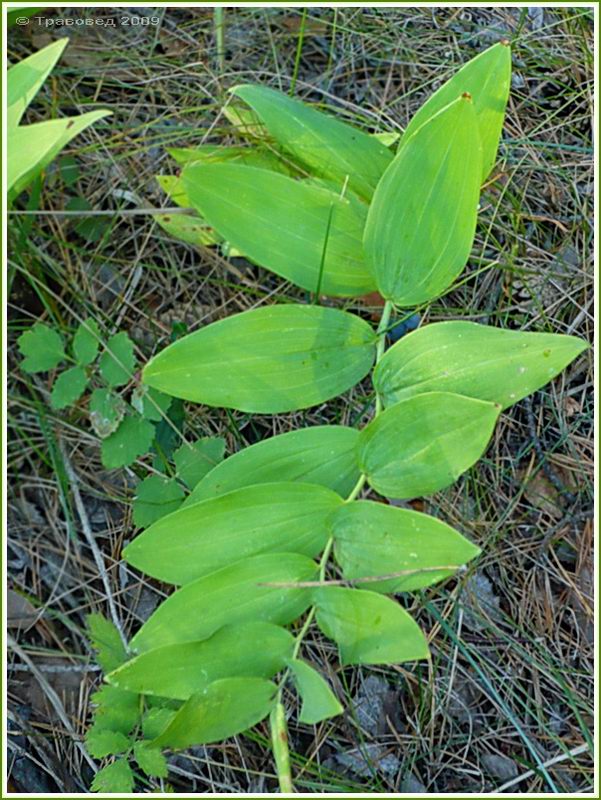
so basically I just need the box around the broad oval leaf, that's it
[108,622,294,700]
[131,552,316,652]
[364,95,482,307]
[183,163,375,297]
[231,84,393,200]
[123,482,342,584]
[187,425,361,505]
[168,144,296,175]
[314,587,429,666]
[358,392,500,499]
[401,41,511,181]
[374,321,589,410]
[287,659,343,724]
[153,677,276,749]
[332,500,480,593]
[143,304,376,413]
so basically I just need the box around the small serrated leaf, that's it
[101,416,155,469]
[90,685,139,736]
[134,741,168,778]
[87,613,127,672]
[173,437,226,489]
[89,388,127,438]
[99,332,136,387]
[90,758,134,793]
[86,728,130,758]
[50,366,88,410]
[18,322,65,373]
[73,319,101,366]
[132,475,185,528]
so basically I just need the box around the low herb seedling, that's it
[77,43,587,792]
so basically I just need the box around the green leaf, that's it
[101,416,155,469]
[143,304,376,413]
[314,587,429,666]
[124,482,341,584]
[8,111,112,198]
[90,685,140,735]
[131,385,172,422]
[401,41,511,181]
[108,622,294,700]
[358,392,500,499]
[231,84,393,200]
[18,322,65,373]
[183,163,375,297]
[130,552,316,652]
[287,659,342,724]
[50,366,88,410]
[332,500,480,593]
[73,319,101,366]
[168,144,296,175]
[153,677,277,749]
[374,321,589,411]
[98,332,136,387]
[186,425,360,505]
[87,613,127,672]
[132,475,185,528]
[8,38,68,129]
[364,95,482,307]
[173,437,226,489]
[89,388,127,438]
[86,728,130,758]
[133,742,168,778]
[90,758,134,794]
[142,707,176,740]
[154,212,221,248]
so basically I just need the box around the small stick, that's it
[261,565,463,589]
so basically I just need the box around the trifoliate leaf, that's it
[73,319,101,366]
[134,742,168,778]
[87,613,127,672]
[131,385,172,422]
[90,758,134,793]
[142,707,177,740]
[132,475,185,528]
[89,388,127,438]
[99,332,136,387]
[50,366,88,410]
[90,685,140,736]
[173,437,226,489]
[18,322,65,373]
[101,416,155,469]
[86,728,130,758]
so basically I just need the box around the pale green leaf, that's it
[287,659,342,724]
[101,416,155,469]
[86,728,130,758]
[186,425,360,505]
[50,366,88,410]
[132,476,185,528]
[89,388,127,438]
[364,95,482,306]
[18,322,65,373]
[133,742,168,778]
[183,163,375,297]
[401,41,511,181]
[332,500,480,593]
[314,587,429,666]
[90,758,134,794]
[156,174,192,208]
[173,437,226,489]
[231,84,393,200]
[98,332,136,387]
[130,552,316,652]
[357,392,500,499]
[374,321,589,410]
[108,622,294,700]
[153,677,276,749]
[167,144,296,175]
[7,38,68,129]
[124,482,341,584]
[130,385,172,422]
[73,319,101,366]
[154,212,221,247]
[142,707,176,740]
[143,304,376,413]
[87,613,127,672]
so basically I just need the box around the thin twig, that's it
[494,743,590,793]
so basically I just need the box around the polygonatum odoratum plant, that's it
[87,42,588,792]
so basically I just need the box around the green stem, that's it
[270,701,293,793]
